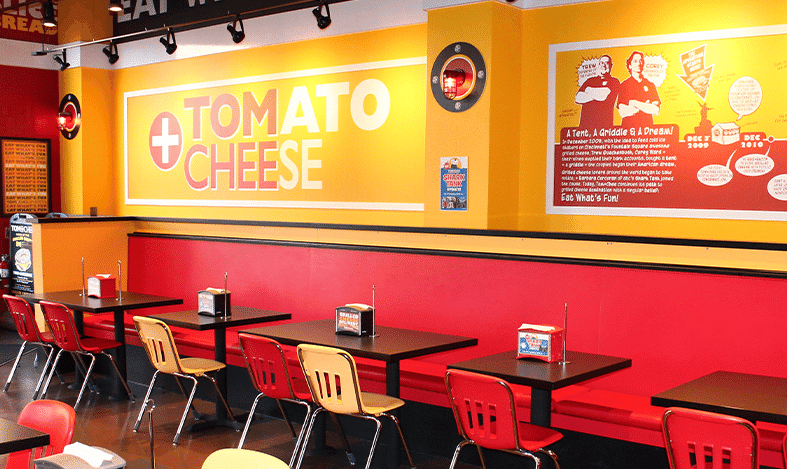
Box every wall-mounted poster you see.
[0,138,51,217]
[441,156,468,210]
[548,25,787,220]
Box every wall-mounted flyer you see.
[441,156,468,210]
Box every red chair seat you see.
[517,421,564,450]
[77,337,122,353]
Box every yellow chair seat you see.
[179,357,225,375]
[202,448,289,469]
[359,392,405,415]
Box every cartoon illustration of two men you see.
[575,51,661,129]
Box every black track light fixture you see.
[227,14,245,44]
[42,0,56,28]
[103,41,119,64]
[53,50,69,71]
[313,1,331,30]
[160,28,177,55]
[108,0,123,13]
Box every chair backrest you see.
[202,448,290,469]
[662,407,759,469]
[297,344,363,414]
[133,316,185,375]
[39,301,83,352]
[6,399,76,469]
[3,294,46,343]
[445,369,519,451]
[238,333,298,400]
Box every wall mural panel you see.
[548,25,787,220]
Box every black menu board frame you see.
[0,138,52,217]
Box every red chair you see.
[237,333,318,466]
[6,399,76,469]
[445,369,562,469]
[39,300,135,411]
[2,294,57,399]
[662,407,759,469]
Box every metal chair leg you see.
[238,392,263,449]
[134,370,160,432]
[277,399,297,438]
[73,352,96,411]
[40,348,65,399]
[289,401,315,468]
[386,413,416,469]
[100,351,135,401]
[32,344,55,400]
[294,407,325,469]
[205,374,235,422]
[173,375,204,421]
[364,417,383,469]
[521,450,541,469]
[3,341,30,392]
[540,448,560,469]
[173,375,199,445]
[449,440,478,469]
[71,352,98,394]
[327,412,356,465]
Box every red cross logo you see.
[149,112,183,171]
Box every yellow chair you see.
[295,343,416,469]
[202,448,289,469]
[132,316,235,445]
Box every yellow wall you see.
[55,0,787,255]
[33,220,134,292]
[58,68,84,214]
[424,2,523,230]
[111,24,427,227]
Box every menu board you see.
[0,138,51,216]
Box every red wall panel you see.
[128,235,787,397]
[0,64,61,253]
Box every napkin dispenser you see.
[87,274,116,298]
[517,323,564,362]
[336,303,374,336]
[198,288,231,317]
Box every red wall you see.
[128,235,787,397]
[0,64,62,254]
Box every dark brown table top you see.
[149,306,290,330]
[448,349,632,390]
[0,417,49,454]
[241,318,478,362]
[20,290,182,313]
[651,370,787,425]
